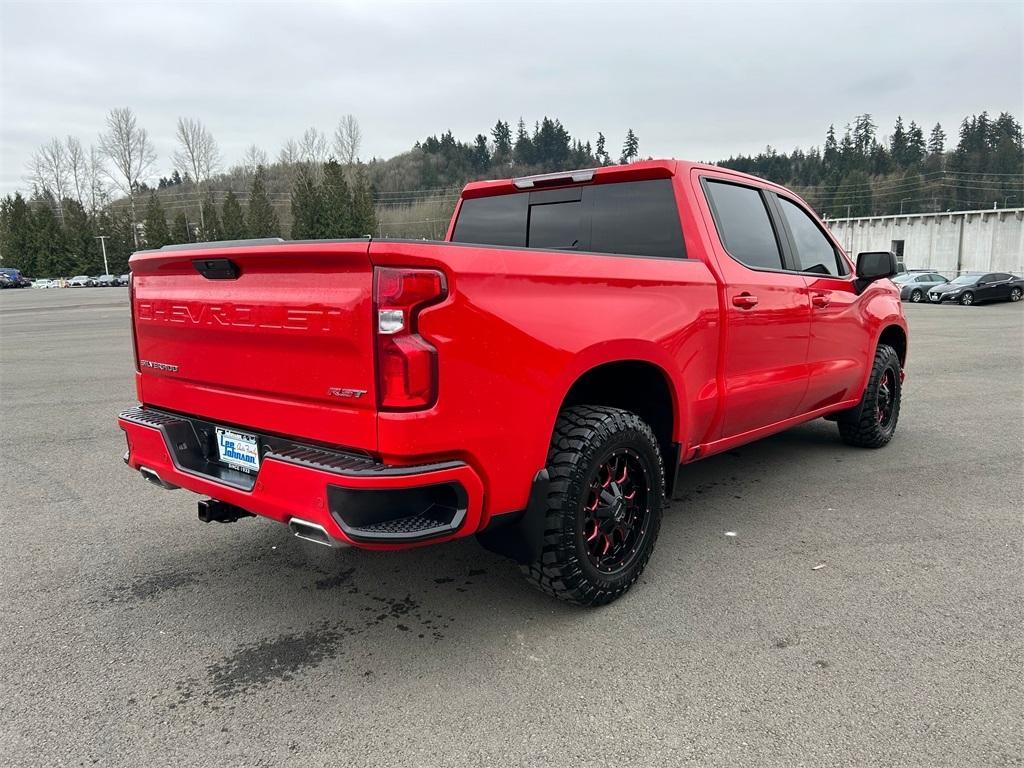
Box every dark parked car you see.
[892,271,948,302]
[0,267,29,288]
[928,272,1024,305]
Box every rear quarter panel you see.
[369,240,720,521]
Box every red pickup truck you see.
[118,160,907,605]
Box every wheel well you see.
[879,325,907,366]
[561,361,676,464]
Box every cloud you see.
[1,0,1021,195]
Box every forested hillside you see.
[1,110,1020,279]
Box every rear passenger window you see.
[777,197,846,276]
[704,181,783,270]
[451,179,685,259]
[588,179,685,259]
[451,194,527,248]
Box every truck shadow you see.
[102,419,851,710]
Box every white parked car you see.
[32,278,58,289]
[68,275,93,287]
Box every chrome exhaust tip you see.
[139,466,179,490]
[288,518,336,547]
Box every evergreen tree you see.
[513,118,534,166]
[595,132,608,165]
[200,193,222,241]
[927,123,946,156]
[890,116,907,168]
[170,211,191,244]
[906,121,926,168]
[620,129,639,164]
[0,193,34,274]
[62,198,98,273]
[823,124,840,174]
[29,197,65,277]
[350,165,377,237]
[472,134,491,173]
[832,171,874,217]
[290,164,326,239]
[104,209,137,273]
[142,192,170,249]
[491,120,512,164]
[220,191,246,240]
[322,159,352,238]
[245,166,281,238]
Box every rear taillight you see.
[128,273,140,372]
[374,267,447,410]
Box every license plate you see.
[215,428,260,472]
[931,295,940,302]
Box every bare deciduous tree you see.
[173,117,220,229]
[243,144,268,177]
[299,127,328,165]
[27,138,71,219]
[173,117,221,185]
[66,137,88,208]
[334,114,362,165]
[98,107,157,246]
[278,138,301,167]
[87,145,109,213]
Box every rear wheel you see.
[910,289,923,303]
[521,406,664,606]
[959,292,974,306]
[1010,287,1022,302]
[837,344,902,449]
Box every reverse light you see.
[374,267,447,410]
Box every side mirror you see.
[855,251,898,294]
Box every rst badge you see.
[327,387,367,399]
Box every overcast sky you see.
[1,0,1021,196]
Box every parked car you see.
[892,271,948,302]
[117,274,131,286]
[68,275,93,287]
[118,159,908,606]
[0,267,29,287]
[0,273,14,289]
[95,274,118,287]
[928,272,1024,305]
[31,278,59,289]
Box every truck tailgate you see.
[129,241,378,451]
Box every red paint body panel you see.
[121,159,907,549]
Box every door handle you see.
[732,293,759,309]
[811,294,831,308]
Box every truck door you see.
[700,178,811,438]
[771,194,867,413]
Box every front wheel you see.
[910,289,923,303]
[837,344,902,448]
[1010,287,1022,302]
[521,406,665,606]
[959,292,974,306]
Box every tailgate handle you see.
[193,258,239,280]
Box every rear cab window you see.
[702,180,784,270]
[451,179,685,259]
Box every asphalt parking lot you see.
[1,287,1021,767]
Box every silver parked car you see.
[891,272,948,303]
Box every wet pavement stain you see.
[204,621,347,699]
[314,567,356,590]
[104,569,204,603]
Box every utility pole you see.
[900,198,911,215]
[94,235,110,275]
